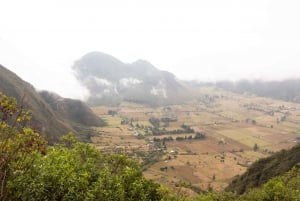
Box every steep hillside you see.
[72,52,189,106]
[226,143,300,194]
[39,91,105,126]
[0,64,104,143]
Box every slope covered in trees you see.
[0,93,162,201]
[226,143,300,194]
[0,65,105,143]
[196,165,300,201]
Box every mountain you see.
[226,143,300,194]
[72,52,189,106]
[0,64,105,143]
[39,91,103,127]
[215,79,300,103]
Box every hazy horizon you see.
[1,0,300,99]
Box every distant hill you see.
[0,64,105,143]
[215,79,300,103]
[226,143,300,194]
[39,91,104,127]
[72,52,189,106]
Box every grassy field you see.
[90,87,300,193]
[218,128,271,148]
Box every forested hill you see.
[0,64,105,143]
[226,143,300,194]
[215,79,300,103]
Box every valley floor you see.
[91,88,300,193]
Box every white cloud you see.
[150,81,167,98]
[94,77,111,86]
[103,89,111,94]
[0,0,300,99]
[119,77,142,87]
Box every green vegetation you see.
[1,92,300,200]
[227,143,300,194]
[196,164,300,201]
[8,138,162,201]
[0,93,162,201]
[0,92,46,200]
[0,65,105,143]
[253,143,259,151]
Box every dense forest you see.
[1,92,300,200]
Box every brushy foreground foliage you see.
[0,92,46,200]
[0,93,161,201]
[8,134,162,201]
[196,165,300,201]
[1,92,300,201]
[227,143,300,194]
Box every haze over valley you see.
[1,0,300,200]
[2,0,300,100]
[1,53,300,197]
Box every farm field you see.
[91,87,300,193]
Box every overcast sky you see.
[1,0,300,99]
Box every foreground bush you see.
[0,93,161,201]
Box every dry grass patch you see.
[91,89,300,193]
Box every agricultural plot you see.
[217,128,271,148]
[91,88,300,192]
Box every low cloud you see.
[94,77,112,86]
[150,81,167,98]
[119,77,142,87]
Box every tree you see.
[7,141,102,200]
[149,117,160,128]
[0,93,46,200]
[253,143,259,152]
[1,93,163,201]
[8,142,163,201]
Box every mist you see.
[1,0,300,99]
